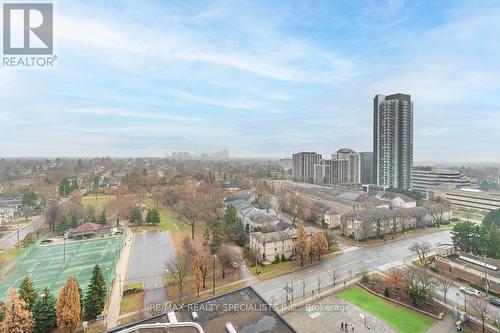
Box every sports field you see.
[0,236,124,300]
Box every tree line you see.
[0,264,106,333]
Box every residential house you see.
[249,226,321,263]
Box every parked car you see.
[459,286,481,297]
[488,297,500,307]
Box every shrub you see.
[361,273,370,283]
[430,266,439,273]
[280,254,286,262]
[272,255,280,264]
[384,287,390,298]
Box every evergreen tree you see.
[237,219,247,247]
[98,210,107,225]
[70,213,78,229]
[1,288,34,333]
[483,208,500,229]
[56,277,80,333]
[223,205,239,241]
[145,208,160,224]
[0,301,4,322]
[83,265,106,320]
[129,207,143,225]
[32,287,56,333]
[19,276,38,310]
[55,215,68,236]
[209,220,226,254]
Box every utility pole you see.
[212,254,217,294]
[483,255,489,298]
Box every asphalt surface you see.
[126,230,176,308]
[252,230,453,305]
[0,216,43,250]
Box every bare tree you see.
[199,256,211,289]
[386,267,404,290]
[491,308,500,333]
[296,221,310,266]
[44,202,60,231]
[200,184,225,225]
[426,202,450,227]
[166,253,191,303]
[471,296,489,332]
[260,194,274,213]
[329,268,339,287]
[217,246,238,279]
[404,265,437,303]
[436,275,454,303]
[311,232,328,261]
[409,241,432,266]
[324,229,337,249]
[176,195,204,239]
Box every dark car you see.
[488,297,500,307]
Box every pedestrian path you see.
[106,225,134,329]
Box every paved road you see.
[0,216,44,250]
[252,230,453,305]
[126,230,175,308]
[0,191,82,250]
[435,280,499,317]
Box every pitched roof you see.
[71,222,101,234]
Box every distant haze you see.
[1,0,499,162]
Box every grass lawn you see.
[250,261,302,280]
[81,194,114,211]
[123,282,144,292]
[120,292,144,314]
[337,286,435,333]
[131,204,188,234]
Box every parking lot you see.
[126,230,175,307]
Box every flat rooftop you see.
[108,287,297,333]
[448,254,500,279]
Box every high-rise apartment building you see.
[292,152,322,183]
[360,152,374,184]
[334,148,360,184]
[373,93,413,189]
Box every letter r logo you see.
[3,3,53,55]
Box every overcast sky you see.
[1,0,499,163]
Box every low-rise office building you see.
[427,185,500,212]
[413,167,470,194]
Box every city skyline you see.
[1,0,500,162]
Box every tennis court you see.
[0,235,124,300]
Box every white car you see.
[459,286,481,297]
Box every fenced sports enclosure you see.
[0,235,124,300]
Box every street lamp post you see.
[212,254,217,295]
[105,267,110,294]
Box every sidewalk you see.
[338,227,450,248]
[435,299,497,333]
[106,224,134,329]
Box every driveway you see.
[126,230,176,308]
